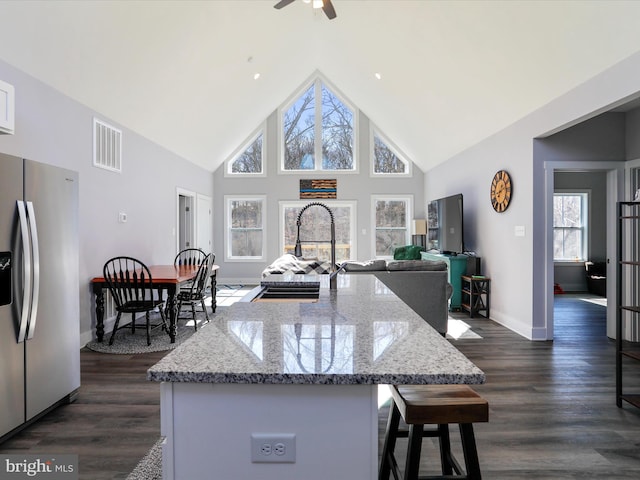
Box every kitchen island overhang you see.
[149,273,484,480]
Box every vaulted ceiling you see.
[0,1,639,173]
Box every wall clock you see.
[490,170,512,212]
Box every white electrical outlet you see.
[251,433,296,463]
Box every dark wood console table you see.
[461,275,490,318]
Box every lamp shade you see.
[412,219,427,235]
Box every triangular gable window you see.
[372,128,411,176]
[226,127,265,176]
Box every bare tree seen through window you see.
[230,199,263,257]
[231,133,263,173]
[375,200,408,257]
[283,80,354,171]
[374,134,406,174]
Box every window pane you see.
[231,200,262,228]
[376,229,406,257]
[283,85,315,170]
[553,195,582,227]
[376,200,406,228]
[321,83,353,170]
[231,133,262,173]
[553,229,564,259]
[553,196,564,227]
[231,230,263,257]
[553,193,587,261]
[374,135,406,174]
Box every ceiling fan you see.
[274,0,337,20]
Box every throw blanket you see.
[262,254,332,278]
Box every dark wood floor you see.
[2,294,640,479]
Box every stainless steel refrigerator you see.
[0,152,80,442]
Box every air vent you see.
[93,118,122,172]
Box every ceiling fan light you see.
[312,0,323,9]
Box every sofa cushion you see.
[386,260,447,271]
[262,254,332,277]
[393,245,424,260]
[341,259,387,272]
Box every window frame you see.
[224,124,266,177]
[370,125,412,177]
[224,195,267,262]
[553,190,590,263]
[279,200,357,262]
[278,73,358,174]
[371,195,413,259]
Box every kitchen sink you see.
[251,283,320,303]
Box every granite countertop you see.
[147,274,485,385]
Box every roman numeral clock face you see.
[490,170,512,213]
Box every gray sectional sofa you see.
[341,259,452,336]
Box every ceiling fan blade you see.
[322,0,337,19]
[274,0,295,9]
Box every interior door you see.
[178,194,194,251]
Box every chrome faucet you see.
[294,202,338,290]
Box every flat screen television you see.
[427,193,464,254]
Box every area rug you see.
[85,311,212,354]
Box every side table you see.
[461,275,491,318]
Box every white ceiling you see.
[0,0,639,173]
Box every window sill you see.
[554,261,587,267]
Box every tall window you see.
[225,196,266,261]
[280,201,356,263]
[553,192,588,261]
[371,128,410,176]
[372,196,412,258]
[225,127,265,176]
[281,76,356,172]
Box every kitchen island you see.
[148,273,485,480]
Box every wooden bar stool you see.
[379,384,489,480]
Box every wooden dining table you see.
[91,264,219,343]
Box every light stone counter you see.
[148,273,484,385]
[149,273,484,480]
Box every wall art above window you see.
[300,179,337,199]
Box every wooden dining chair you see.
[174,248,207,268]
[103,256,168,346]
[176,253,213,331]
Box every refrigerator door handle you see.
[16,200,32,343]
[25,201,40,340]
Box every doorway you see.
[177,189,195,252]
[176,189,213,256]
[544,162,623,340]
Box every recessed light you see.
[254,73,261,80]
[375,73,382,80]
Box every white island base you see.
[160,382,378,480]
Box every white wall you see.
[425,51,640,340]
[0,59,214,345]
